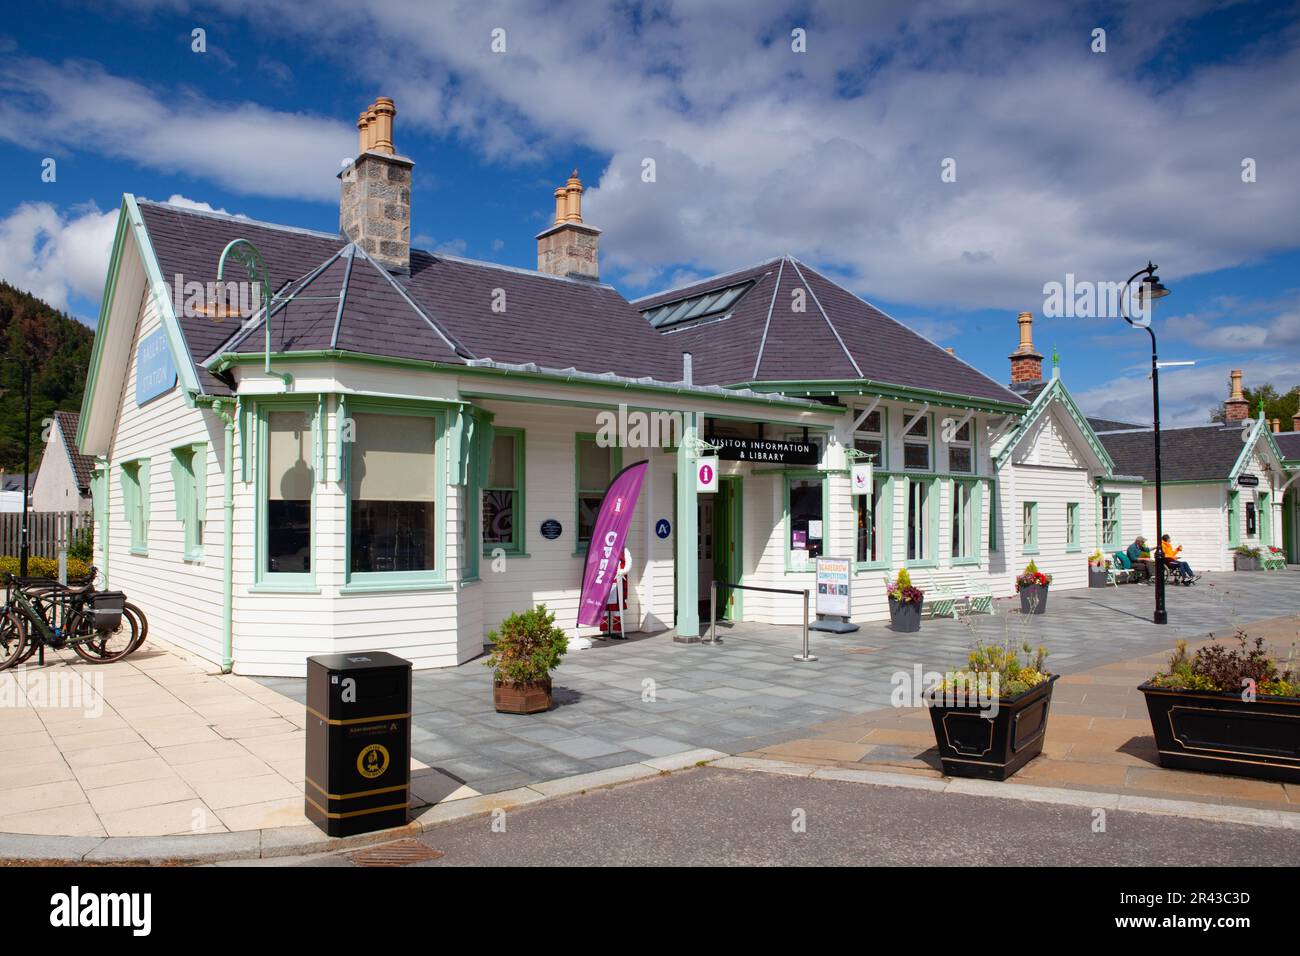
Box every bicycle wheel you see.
[71,608,138,664]
[124,602,149,653]
[0,608,27,670]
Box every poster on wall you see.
[815,557,852,617]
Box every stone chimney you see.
[339,97,413,275]
[1223,369,1250,423]
[536,170,600,280]
[1293,412,1300,432]
[1008,311,1043,385]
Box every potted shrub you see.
[1015,561,1051,614]
[926,640,1056,780]
[1087,549,1110,588]
[886,568,924,633]
[484,604,569,714]
[1139,632,1300,783]
[1233,545,1261,571]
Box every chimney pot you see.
[1223,368,1250,423]
[536,169,600,280]
[1270,418,1281,433]
[340,97,412,274]
[1008,311,1043,385]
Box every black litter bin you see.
[305,651,412,837]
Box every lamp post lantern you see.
[1120,261,1171,625]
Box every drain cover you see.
[349,839,444,867]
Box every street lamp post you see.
[1,356,33,577]
[1120,261,1171,625]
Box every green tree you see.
[0,281,94,473]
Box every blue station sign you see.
[135,329,177,406]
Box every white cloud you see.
[0,201,118,313]
[0,57,353,201]
[140,0,1300,312]
[0,194,237,315]
[1074,358,1300,429]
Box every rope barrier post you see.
[793,588,817,662]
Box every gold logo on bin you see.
[356,743,391,780]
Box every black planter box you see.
[1088,567,1108,588]
[888,597,921,632]
[1233,555,1261,571]
[1139,683,1300,784]
[1018,584,1048,614]
[926,675,1058,780]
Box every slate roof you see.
[635,257,1027,405]
[138,200,683,389]
[1087,416,1145,433]
[54,411,94,493]
[1274,431,1300,461]
[1098,424,1253,482]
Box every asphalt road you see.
[291,767,1300,867]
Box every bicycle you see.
[0,573,138,669]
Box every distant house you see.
[0,471,32,513]
[1094,372,1289,572]
[31,411,93,512]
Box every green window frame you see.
[1228,490,1241,548]
[575,433,622,547]
[1066,501,1080,552]
[255,400,319,591]
[901,411,933,472]
[854,474,892,569]
[1022,500,1039,554]
[170,442,207,561]
[988,478,998,551]
[950,479,982,566]
[483,427,525,556]
[946,419,975,475]
[119,458,150,555]
[1101,492,1121,550]
[784,472,829,572]
[342,401,447,592]
[903,475,938,567]
[854,407,887,470]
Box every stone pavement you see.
[1,569,1296,842]
[741,615,1300,814]
[257,569,1300,795]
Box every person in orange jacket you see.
[1160,534,1197,583]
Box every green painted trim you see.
[1259,490,1272,546]
[255,398,319,589]
[169,441,207,561]
[736,379,1028,415]
[206,398,237,673]
[1228,418,1287,482]
[208,350,835,414]
[900,475,939,567]
[1098,475,1145,485]
[1100,492,1123,550]
[990,376,1115,473]
[342,400,448,588]
[483,426,525,556]
[988,477,999,552]
[783,471,830,573]
[119,458,150,555]
[77,197,131,452]
[674,414,700,637]
[123,195,202,399]
[901,409,935,472]
[948,478,981,566]
[339,581,457,595]
[575,433,623,546]
[1066,500,1081,552]
[1228,490,1241,548]
[853,474,893,571]
[1022,500,1039,554]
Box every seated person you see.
[1161,534,1197,582]
[1126,537,1155,582]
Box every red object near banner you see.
[577,461,648,627]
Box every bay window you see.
[262,408,314,580]
[348,411,439,581]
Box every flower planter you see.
[888,597,922,633]
[1138,683,1300,784]
[926,675,1059,780]
[1233,555,1261,572]
[1018,584,1048,614]
[1088,567,1108,588]
[493,677,553,714]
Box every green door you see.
[714,477,743,621]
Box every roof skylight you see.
[641,280,754,329]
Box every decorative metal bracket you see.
[684,435,721,457]
[218,238,293,391]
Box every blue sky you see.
[1,0,1297,425]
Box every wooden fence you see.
[0,511,92,559]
